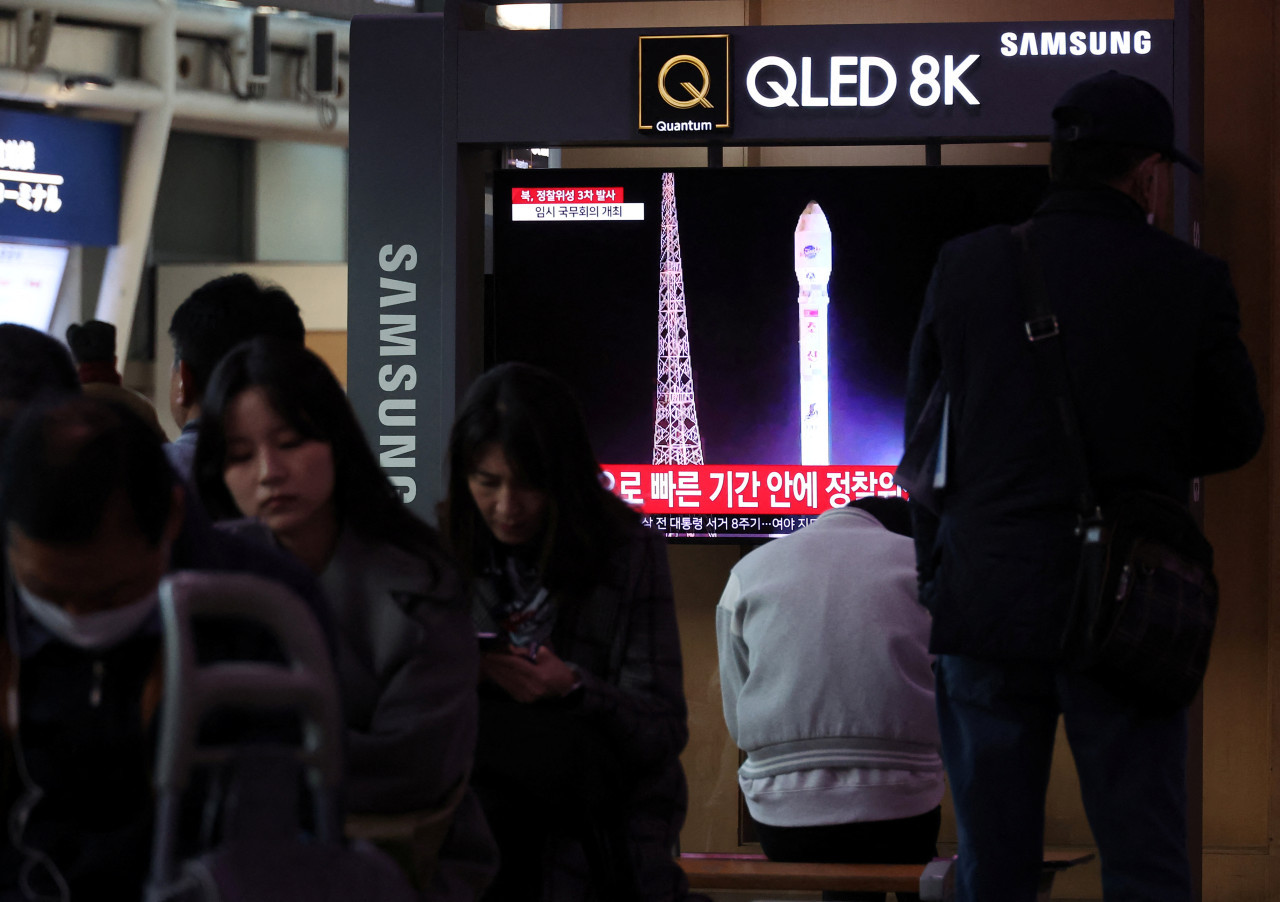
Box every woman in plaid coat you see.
[440,362,691,902]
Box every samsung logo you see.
[377,243,419,504]
[1000,30,1153,57]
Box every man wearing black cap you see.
[65,319,166,439]
[905,71,1262,901]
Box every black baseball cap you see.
[65,320,116,364]
[1052,70,1201,174]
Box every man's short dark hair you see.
[1049,138,1155,186]
[65,320,117,365]
[168,274,305,398]
[0,324,80,407]
[0,396,175,546]
[850,496,913,539]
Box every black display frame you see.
[346,1,1204,893]
[488,163,1053,541]
[348,1,1202,521]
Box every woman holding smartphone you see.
[193,337,495,900]
[439,362,691,902]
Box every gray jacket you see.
[318,528,496,900]
[718,507,942,825]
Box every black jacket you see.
[906,184,1263,661]
[0,504,336,899]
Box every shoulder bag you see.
[1014,222,1218,711]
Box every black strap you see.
[1012,221,1099,522]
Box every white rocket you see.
[795,201,831,466]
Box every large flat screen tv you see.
[492,165,1048,539]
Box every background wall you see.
[561,2,1276,901]
[255,141,348,263]
[125,133,351,433]
[1200,0,1274,898]
[52,131,350,395]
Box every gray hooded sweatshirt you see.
[716,506,943,827]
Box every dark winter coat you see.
[906,184,1263,661]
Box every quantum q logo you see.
[639,35,731,134]
[658,55,712,109]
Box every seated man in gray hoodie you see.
[716,496,941,902]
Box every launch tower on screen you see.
[652,172,706,467]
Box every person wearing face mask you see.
[192,337,495,901]
[437,362,691,902]
[905,71,1263,902]
[0,396,335,901]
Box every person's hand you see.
[480,644,579,703]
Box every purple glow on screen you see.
[493,166,1048,536]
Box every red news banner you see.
[509,186,644,222]
[599,464,903,515]
[512,186,623,204]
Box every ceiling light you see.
[496,4,551,30]
[63,74,114,90]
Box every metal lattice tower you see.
[652,172,705,466]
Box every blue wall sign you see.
[0,108,121,246]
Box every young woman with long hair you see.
[439,362,691,902]
[193,337,494,899]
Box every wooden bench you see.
[679,849,1094,901]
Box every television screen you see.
[492,165,1048,539]
[0,242,68,332]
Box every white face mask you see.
[14,582,159,651]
